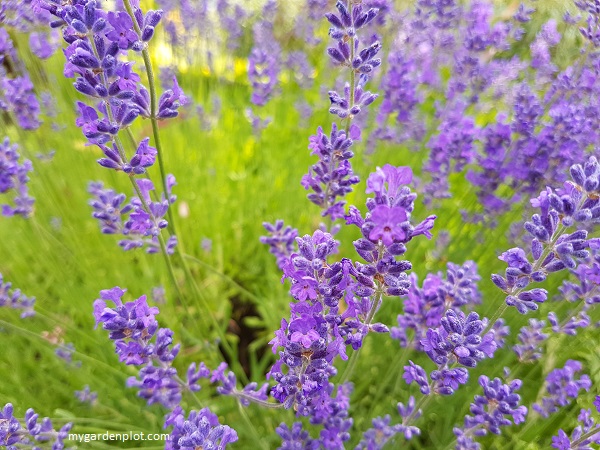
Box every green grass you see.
[1,2,600,449]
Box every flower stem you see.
[122,0,175,235]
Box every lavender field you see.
[1,0,600,449]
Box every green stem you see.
[128,173,186,308]
[237,402,270,450]
[121,0,175,235]
[233,390,284,409]
[0,319,127,378]
[366,339,413,419]
[569,425,600,448]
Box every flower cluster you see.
[34,0,182,252]
[301,123,361,221]
[391,260,481,349]
[371,0,600,220]
[1,0,59,59]
[0,272,35,318]
[165,406,238,450]
[93,287,238,448]
[513,318,548,363]
[533,360,592,418]
[492,156,600,314]
[552,401,600,450]
[0,138,34,218]
[0,403,72,449]
[248,0,280,108]
[260,220,299,270]
[0,28,42,130]
[88,178,177,254]
[325,1,380,119]
[263,163,435,446]
[94,286,185,408]
[454,375,527,449]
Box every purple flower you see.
[369,205,408,246]
[88,178,177,254]
[157,76,188,119]
[421,309,496,369]
[1,76,41,130]
[289,315,321,348]
[302,124,360,221]
[355,415,405,449]
[74,385,98,405]
[29,31,59,59]
[0,403,72,449]
[552,408,600,450]
[533,360,592,418]
[277,422,319,449]
[403,360,430,395]
[499,248,530,271]
[106,11,139,50]
[260,220,299,270]
[129,138,157,172]
[0,272,35,318]
[492,156,598,314]
[513,319,548,362]
[166,407,238,450]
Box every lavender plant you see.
[33,0,182,255]
[0,403,72,449]
[3,0,600,449]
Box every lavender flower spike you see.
[0,138,34,218]
[0,403,72,449]
[493,156,600,314]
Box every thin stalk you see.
[569,425,600,448]
[366,339,414,419]
[128,173,189,313]
[236,403,270,450]
[231,391,285,409]
[0,319,127,378]
[118,1,245,377]
[121,0,175,234]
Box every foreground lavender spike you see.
[492,156,599,314]
[166,407,238,450]
[0,403,72,448]
[33,0,181,253]
[453,374,527,449]
[94,286,237,447]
